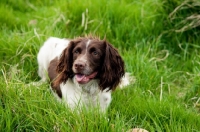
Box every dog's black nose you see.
[74,62,86,70]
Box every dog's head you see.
[54,36,125,91]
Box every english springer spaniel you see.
[37,36,130,111]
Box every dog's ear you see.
[53,41,76,86]
[99,40,125,91]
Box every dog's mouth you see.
[75,72,98,84]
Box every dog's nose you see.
[74,62,86,70]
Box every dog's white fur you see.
[37,37,70,82]
[37,37,130,111]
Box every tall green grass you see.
[0,0,200,131]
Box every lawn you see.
[0,0,200,131]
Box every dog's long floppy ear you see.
[99,40,125,91]
[53,41,76,86]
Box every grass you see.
[0,0,200,131]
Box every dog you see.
[37,36,130,111]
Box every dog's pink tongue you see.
[75,72,97,84]
[76,74,88,83]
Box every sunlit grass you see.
[0,0,200,131]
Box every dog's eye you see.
[74,50,80,54]
[92,51,99,56]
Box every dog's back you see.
[37,37,69,81]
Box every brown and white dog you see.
[37,36,130,111]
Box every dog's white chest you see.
[60,78,111,111]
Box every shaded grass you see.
[161,0,200,52]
